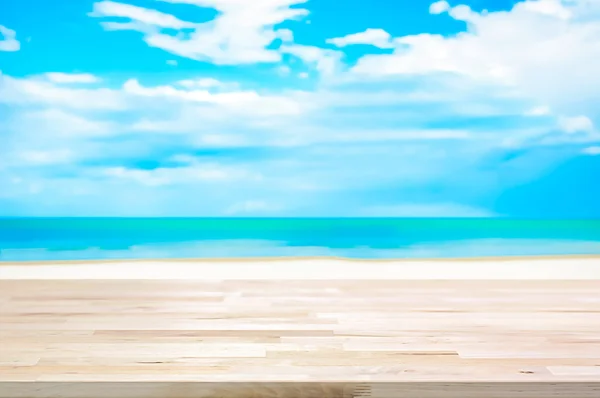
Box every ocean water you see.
[1,218,600,261]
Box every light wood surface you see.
[1,279,600,397]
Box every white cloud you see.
[525,105,551,116]
[0,73,125,110]
[90,1,194,29]
[128,108,246,138]
[350,0,600,128]
[276,28,294,43]
[2,66,507,214]
[18,150,74,165]
[327,28,394,49]
[0,25,20,52]
[277,65,292,76]
[522,0,572,19]
[102,162,262,186]
[558,115,594,134]
[176,77,226,89]
[429,0,450,15]
[4,2,600,217]
[91,0,309,64]
[123,78,303,116]
[13,108,111,137]
[271,128,471,146]
[44,72,100,84]
[280,44,342,76]
[166,60,178,66]
[582,146,600,155]
[1,25,595,217]
[89,0,344,75]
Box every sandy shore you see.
[1,256,599,279]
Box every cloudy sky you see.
[1,0,599,217]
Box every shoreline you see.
[1,253,599,266]
[1,256,599,280]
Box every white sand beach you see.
[1,256,599,280]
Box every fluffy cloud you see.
[582,146,600,155]
[91,1,194,29]
[0,72,125,110]
[558,115,594,134]
[44,73,100,84]
[429,1,450,15]
[279,44,343,76]
[0,25,20,52]
[524,105,551,116]
[123,78,304,117]
[350,0,600,126]
[0,69,512,215]
[102,161,262,186]
[89,0,343,75]
[18,150,74,165]
[177,78,226,89]
[90,0,309,64]
[3,0,600,216]
[327,28,394,49]
[11,108,112,138]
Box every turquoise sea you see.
[1,218,600,261]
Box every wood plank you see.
[1,276,600,397]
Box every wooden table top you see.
[2,278,600,397]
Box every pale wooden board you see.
[1,279,600,397]
[2,382,600,398]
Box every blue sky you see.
[1,0,599,217]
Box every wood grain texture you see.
[1,279,600,397]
